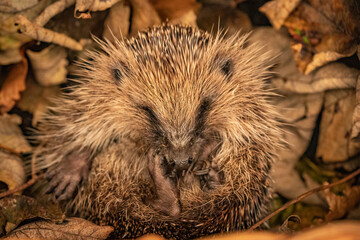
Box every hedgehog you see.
[35,25,282,239]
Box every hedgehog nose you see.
[172,156,193,170]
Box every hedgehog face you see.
[82,25,275,188]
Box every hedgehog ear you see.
[220,59,233,80]
[113,68,123,83]
[112,63,129,85]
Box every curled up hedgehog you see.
[35,25,282,239]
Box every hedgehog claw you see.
[45,148,91,200]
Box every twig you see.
[0,176,40,199]
[249,168,360,230]
[0,142,44,199]
[15,15,83,51]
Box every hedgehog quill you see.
[35,25,283,239]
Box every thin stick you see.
[0,176,40,199]
[249,168,360,230]
[0,144,43,199]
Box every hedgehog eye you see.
[112,68,123,84]
[220,60,232,79]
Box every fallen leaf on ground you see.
[259,0,301,29]
[317,89,360,162]
[0,195,64,235]
[150,0,200,23]
[0,151,25,194]
[250,27,323,203]
[0,48,28,113]
[26,45,68,86]
[74,0,121,18]
[17,75,60,126]
[197,3,252,36]
[261,0,360,73]
[0,114,31,154]
[324,185,360,222]
[351,74,360,140]
[4,217,113,240]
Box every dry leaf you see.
[0,0,53,65]
[0,151,25,194]
[261,0,360,73]
[14,15,83,51]
[0,49,28,114]
[0,0,40,13]
[150,0,200,22]
[250,27,323,203]
[317,90,360,162]
[74,0,121,18]
[197,3,252,36]
[0,195,64,235]
[324,185,360,221]
[26,45,68,86]
[102,0,131,41]
[259,0,302,29]
[128,0,161,36]
[5,217,113,240]
[17,76,60,126]
[351,75,360,140]
[103,0,161,41]
[290,221,360,240]
[0,114,31,154]
[271,63,359,94]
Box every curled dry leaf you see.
[261,0,360,73]
[0,0,40,13]
[34,0,76,26]
[197,3,252,36]
[324,185,360,222]
[103,0,161,41]
[128,0,161,36]
[259,0,302,30]
[317,90,360,162]
[102,0,131,41]
[74,0,121,19]
[0,151,25,194]
[150,0,200,26]
[26,45,68,86]
[5,217,113,240]
[250,27,323,203]
[14,15,83,51]
[0,49,28,114]
[351,75,360,140]
[17,75,60,126]
[0,195,64,235]
[0,114,31,154]
[271,63,359,94]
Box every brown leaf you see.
[0,49,28,114]
[317,89,360,162]
[259,0,302,29]
[0,114,32,154]
[324,185,360,221]
[0,151,25,195]
[5,217,113,240]
[103,0,161,42]
[149,0,200,22]
[351,75,360,140]
[261,0,360,73]
[17,75,60,126]
[0,195,64,235]
[197,3,252,36]
[26,45,68,86]
[0,0,40,13]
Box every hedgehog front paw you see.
[148,153,180,217]
[203,162,224,190]
[45,148,91,201]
